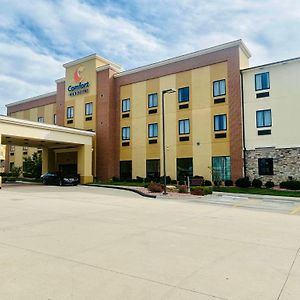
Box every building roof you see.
[114,39,251,78]
[241,56,300,72]
[6,91,57,108]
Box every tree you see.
[23,152,42,179]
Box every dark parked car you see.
[41,172,79,186]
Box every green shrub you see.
[225,180,233,186]
[235,177,251,188]
[11,166,22,178]
[280,181,300,190]
[252,178,263,188]
[171,179,178,185]
[265,181,275,189]
[178,185,188,193]
[190,186,212,196]
[204,180,212,186]
[136,176,144,183]
[112,176,120,182]
[147,182,164,193]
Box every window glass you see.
[258,158,274,175]
[212,156,231,181]
[67,106,74,119]
[177,158,193,180]
[255,72,270,90]
[179,119,190,135]
[53,114,57,125]
[122,127,130,140]
[256,110,272,128]
[214,114,227,131]
[122,98,130,112]
[146,159,160,179]
[213,79,226,97]
[178,87,189,103]
[37,117,44,123]
[148,93,158,108]
[120,161,132,180]
[148,123,158,138]
[85,102,93,116]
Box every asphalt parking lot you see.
[0,185,300,300]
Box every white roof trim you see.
[96,64,124,73]
[55,77,65,83]
[114,39,251,78]
[0,115,95,137]
[63,53,122,69]
[6,91,57,108]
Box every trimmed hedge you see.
[280,181,300,190]
[252,179,263,188]
[178,185,188,193]
[225,180,233,186]
[235,177,251,188]
[147,182,164,193]
[265,181,275,189]
[190,186,212,196]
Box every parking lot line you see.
[289,204,300,215]
[233,198,258,208]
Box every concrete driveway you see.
[0,185,300,300]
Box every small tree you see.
[23,152,42,179]
[10,166,22,178]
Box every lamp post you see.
[162,88,176,195]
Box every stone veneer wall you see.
[245,147,300,184]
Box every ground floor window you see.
[258,158,273,175]
[120,161,132,180]
[146,159,160,179]
[177,158,193,180]
[212,156,231,181]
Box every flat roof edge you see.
[6,91,57,108]
[115,39,251,78]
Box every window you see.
[258,158,274,175]
[256,109,272,128]
[148,123,158,138]
[212,156,231,181]
[178,87,189,103]
[255,72,270,91]
[53,114,57,125]
[213,79,226,97]
[122,127,130,140]
[179,119,190,135]
[214,114,227,131]
[148,93,158,108]
[9,162,14,171]
[67,106,74,119]
[37,117,44,123]
[177,158,193,180]
[146,159,160,179]
[85,102,93,116]
[23,146,28,151]
[122,98,130,112]
[120,160,132,180]
[10,145,15,152]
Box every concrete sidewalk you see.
[0,185,300,299]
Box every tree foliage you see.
[23,152,42,179]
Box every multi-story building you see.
[242,57,300,184]
[5,40,250,183]
[0,145,5,173]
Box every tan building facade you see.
[6,40,251,182]
[242,57,300,183]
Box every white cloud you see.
[1,0,300,109]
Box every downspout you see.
[240,71,247,177]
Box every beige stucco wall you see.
[243,59,300,150]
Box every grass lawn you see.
[213,186,300,198]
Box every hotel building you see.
[5,40,251,183]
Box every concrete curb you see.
[213,191,300,202]
[87,184,157,199]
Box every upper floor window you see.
[67,106,74,119]
[37,117,44,123]
[122,127,130,140]
[255,72,270,91]
[213,79,226,97]
[179,119,190,135]
[53,114,57,125]
[85,102,93,116]
[148,123,158,138]
[148,93,158,108]
[178,87,189,103]
[122,98,130,112]
[256,109,272,128]
[214,114,227,131]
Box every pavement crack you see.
[276,245,300,300]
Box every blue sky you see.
[1,0,300,113]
